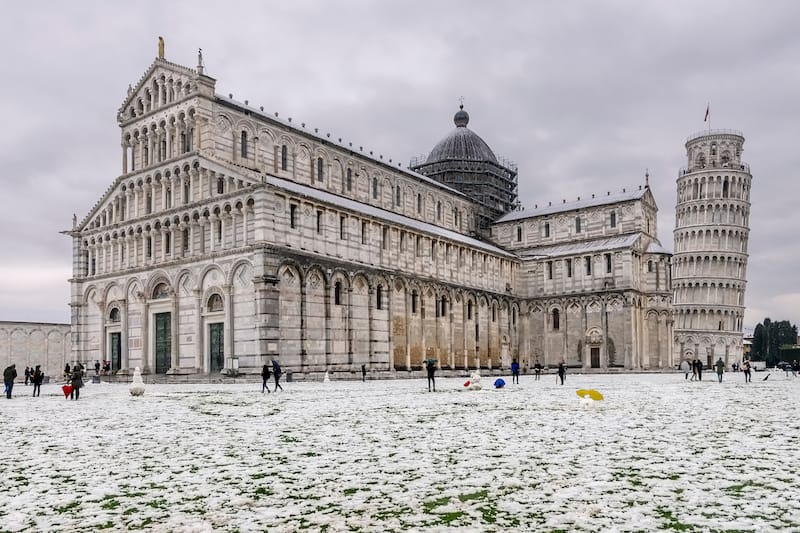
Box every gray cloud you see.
[1,0,798,329]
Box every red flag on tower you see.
[704,104,710,122]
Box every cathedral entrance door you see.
[155,312,171,374]
[209,323,224,373]
[591,347,600,368]
[110,332,121,372]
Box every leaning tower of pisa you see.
[673,130,752,367]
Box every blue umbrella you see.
[494,378,506,389]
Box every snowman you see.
[129,367,145,396]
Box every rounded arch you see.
[144,269,173,297]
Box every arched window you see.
[544,222,550,238]
[437,201,442,220]
[317,157,324,181]
[552,309,560,330]
[648,260,653,273]
[411,290,418,314]
[417,193,422,213]
[395,186,401,207]
[376,285,383,310]
[207,293,223,312]
[346,168,352,192]
[334,281,342,306]
[241,131,248,158]
[467,301,473,320]
[153,283,170,299]
[575,217,582,233]
[512,308,517,325]
[109,308,120,322]
[281,145,288,170]
[610,211,616,228]
[516,226,522,242]
[492,305,496,322]
[217,178,224,194]
[372,177,378,199]
[440,296,447,317]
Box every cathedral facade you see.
[66,45,693,376]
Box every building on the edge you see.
[65,42,704,376]
[672,130,752,366]
[0,322,70,378]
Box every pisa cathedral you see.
[63,44,750,377]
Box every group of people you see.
[260,359,284,393]
[4,365,45,398]
[682,358,755,383]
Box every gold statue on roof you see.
[158,36,165,59]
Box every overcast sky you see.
[1,0,798,330]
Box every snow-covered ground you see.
[3,371,799,532]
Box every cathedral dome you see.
[425,106,499,165]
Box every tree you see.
[750,318,799,366]
[751,323,765,360]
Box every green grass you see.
[655,507,696,531]
[458,489,488,502]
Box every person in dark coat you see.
[271,359,283,391]
[425,359,436,392]
[3,364,17,399]
[24,366,31,386]
[361,364,367,382]
[714,358,725,382]
[261,364,271,393]
[511,359,520,384]
[94,360,101,376]
[696,359,703,381]
[533,360,543,381]
[557,361,566,385]
[70,367,84,400]
[32,365,44,397]
[64,363,71,380]
[742,359,751,383]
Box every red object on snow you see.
[62,384,73,398]
[463,380,470,387]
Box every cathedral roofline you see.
[495,187,650,224]
[215,96,469,201]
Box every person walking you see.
[714,358,725,383]
[64,363,71,381]
[3,364,17,399]
[792,360,799,377]
[557,360,566,385]
[271,359,283,391]
[680,360,691,380]
[261,364,271,393]
[696,359,704,381]
[24,366,31,386]
[361,364,367,382]
[533,360,543,381]
[511,359,520,384]
[742,359,751,383]
[94,360,101,376]
[690,359,697,381]
[70,367,84,400]
[425,359,436,392]
[32,365,43,397]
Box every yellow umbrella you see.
[576,389,604,401]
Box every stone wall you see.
[0,322,70,379]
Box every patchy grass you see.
[458,489,488,502]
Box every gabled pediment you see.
[117,58,201,123]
